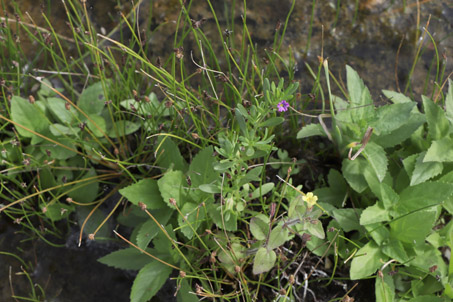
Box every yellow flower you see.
[302,192,318,207]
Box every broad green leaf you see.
[208,204,237,231]
[98,247,153,270]
[365,223,389,246]
[259,117,284,127]
[350,241,386,279]
[267,225,288,250]
[305,219,325,239]
[78,81,110,115]
[412,243,447,278]
[381,240,409,263]
[120,178,166,210]
[382,90,413,104]
[332,208,363,232]
[297,123,326,139]
[49,124,80,136]
[402,153,418,178]
[371,102,415,135]
[362,142,388,182]
[178,202,205,239]
[447,79,453,124]
[407,296,443,302]
[238,167,263,187]
[390,208,437,244]
[107,120,141,138]
[346,65,374,122]
[379,183,399,210]
[68,168,99,203]
[136,209,173,249]
[188,146,218,200]
[177,279,199,302]
[11,96,49,138]
[250,215,269,241]
[40,135,77,160]
[250,183,274,199]
[342,158,368,193]
[424,136,453,162]
[423,95,449,140]
[158,170,188,208]
[86,114,106,137]
[374,112,425,148]
[375,268,395,302]
[76,205,110,238]
[360,203,390,225]
[154,137,187,172]
[253,247,276,275]
[40,201,73,222]
[411,152,443,185]
[198,184,221,194]
[46,97,79,124]
[130,260,172,302]
[395,181,453,214]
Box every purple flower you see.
[277,100,289,112]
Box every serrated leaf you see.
[178,202,205,239]
[390,208,437,244]
[374,112,425,148]
[130,260,172,302]
[78,81,110,115]
[382,90,413,104]
[137,209,173,249]
[423,95,449,140]
[342,158,368,193]
[250,216,269,241]
[410,152,443,185]
[360,203,390,225]
[120,178,166,210]
[371,102,415,135]
[350,241,385,279]
[98,247,153,270]
[362,142,388,182]
[253,247,276,275]
[379,183,399,210]
[332,208,363,232]
[154,137,187,172]
[11,96,49,138]
[346,65,374,122]
[297,123,326,139]
[158,170,188,208]
[424,136,453,162]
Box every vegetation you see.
[0,0,452,301]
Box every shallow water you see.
[1,0,452,301]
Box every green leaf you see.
[362,142,388,182]
[250,183,274,199]
[76,205,110,238]
[423,95,449,140]
[390,208,438,244]
[305,219,325,239]
[78,81,110,115]
[342,158,368,193]
[177,279,199,302]
[296,123,326,139]
[154,137,187,172]
[379,183,399,210]
[346,65,374,122]
[47,97,79,124]
[375,268,395,302]
[40,201,73,222]
[86,114,106,137]
[446,79,453,124]
[332,208,363,232]
[68,168,99,203]
[250,215,269,241]
[120,178,166,210]
[40,135,77,160]
[382,90,413,104]
[350,241,386,279]
[178,202,205,239]
[267,225,288,250]
[411,152,443,185]
[98,247,153,270]
[108,120,141,138]
[424,136,453,162]
[360,203,390,225]
[188,146,218,200]
[136,209,173,249]
[253,247,276,275]
[381,240,409,263]
[374,112,425,148]
[11,96,49,138]
[130,260,172,302]
[371,102,415,135]
[49,124,80,136]
[158,170,188,208]
[259,117,285,128]
[407,296,443,302]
